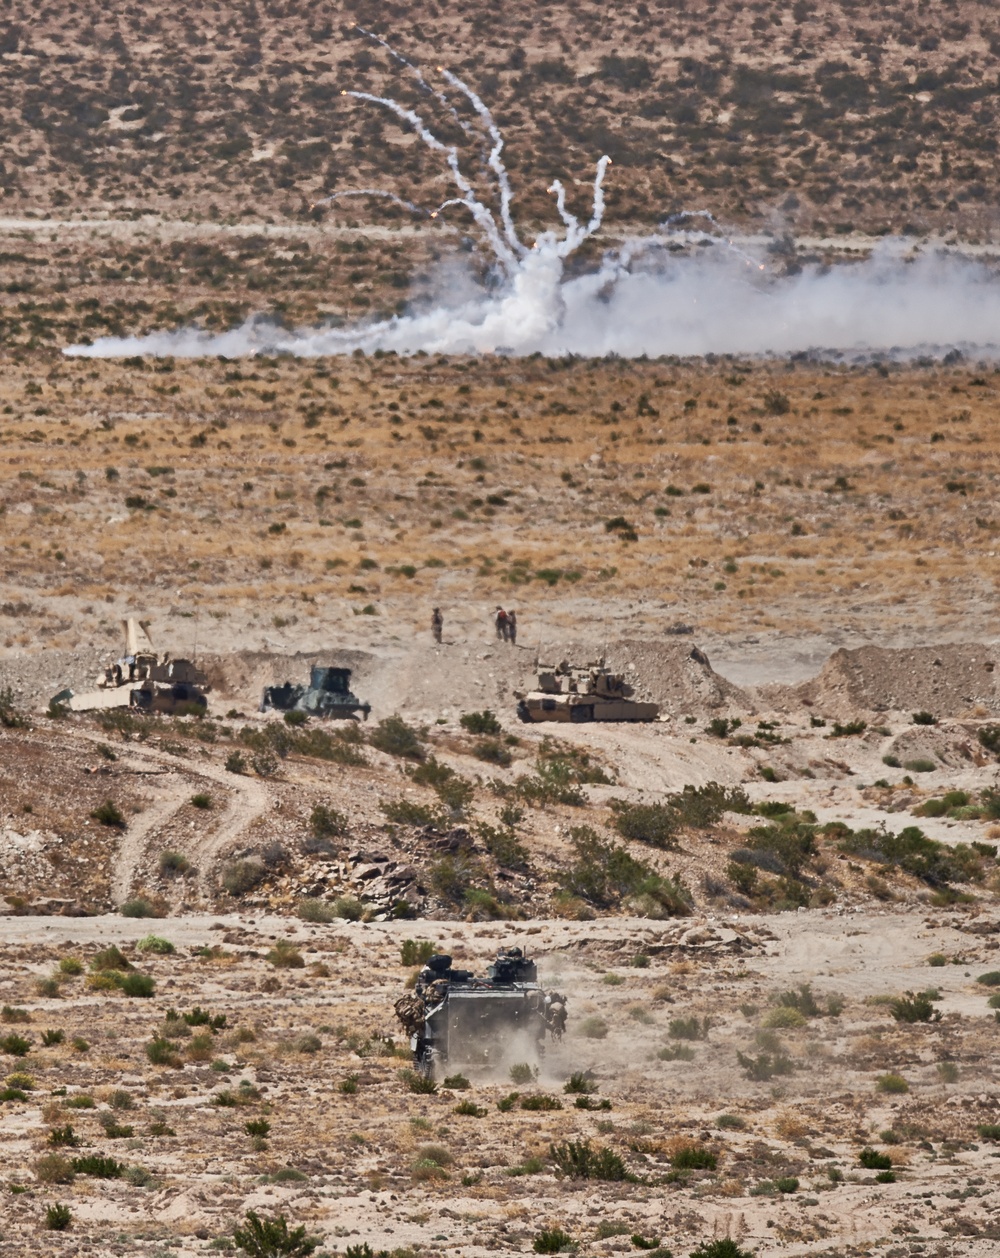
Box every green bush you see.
[461,710,502,736]
[912,711,938,725]
[0,686,27,728]
[562,826,690,916]
[381,798,444,828]
[669,1016,710,1041]
[117,973,155,998]
[533,1229,575,1254]
[120,898,161,919]
[564,1071,598,1094]
[859,1147,893,1170]
[266,940,304,969]
[309,803,349,840]
[509,1062,537,1085]
[876,1073,909,1094]
[736,1050,793,1081]
[90,800,126,829]
[550,1140,629,1181]
[232,1209,319,1257]
[45,1203,72,1231]
[71,1155,124,1179]
[48,1125,79,1148]
[520,1094,563,1111]
[34,1154,74,1184]
[837,824,969,887]
[146,1038,182,1068]
[191,792,212,809]
[295,898,336,924]
[454,1100,488,1117]
[473,738,513,766]
[369,714,425,761]
[904,759,936,773]
[977,1123,1000,1140]
[41,1029,65,1046]
[890,991,941,1023]
[222,859,266,896]
[158,850,191,876]
[0,1034,31,1057]
[976,971,1000,987]
[333,896,364,921]
[137,934,175,955]
[400,1069,437,1095]
[670,1144,717,1171]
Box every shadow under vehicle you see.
[516,658,659,723]
[260,665,371,720]
[52,618,210,714]
[394,948,567,1076]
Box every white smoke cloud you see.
[65,239,1000,362]
[59,32,1000,365]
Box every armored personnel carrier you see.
[53,618,210,714]
[260,665,370,720]
[516,658,659,723]
[394,947,567,1076]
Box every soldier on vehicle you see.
[431,607,443,644]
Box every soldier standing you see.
[431,607,443,644]
[508,610,517,645]
[495,606,509,641]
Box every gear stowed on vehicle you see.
[394,947,567,1077]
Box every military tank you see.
[394,947,567,1076]
[516,658,659,723]
[261,665,370,720]
[52,618,210,714]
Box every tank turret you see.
[516,658,658,723]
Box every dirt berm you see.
[760,642,1000,720]
[202,637,749,722]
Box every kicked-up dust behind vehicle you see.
[395,947,567,1076]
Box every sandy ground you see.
[0,908,999,1257]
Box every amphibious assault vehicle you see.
[516,659,659,723]
[394,948,567,1076]
[52,618,210,714]
[260,665,370,720]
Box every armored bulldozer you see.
[516,658,659,723]
[53,618,210,714]
[260,665,370,720]
[394,947,567,1076]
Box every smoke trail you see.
[310,189,428,215]
[341,88,516,272]
[62,40,1000,364]
[437,67,524,258]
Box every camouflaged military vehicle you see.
[516,658,659,723]
[394,947,567,1076]
[260,665,370,720]
[53,618,210,714]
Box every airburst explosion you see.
[66,31,1000,361]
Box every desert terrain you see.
[3,2,1000,1257]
